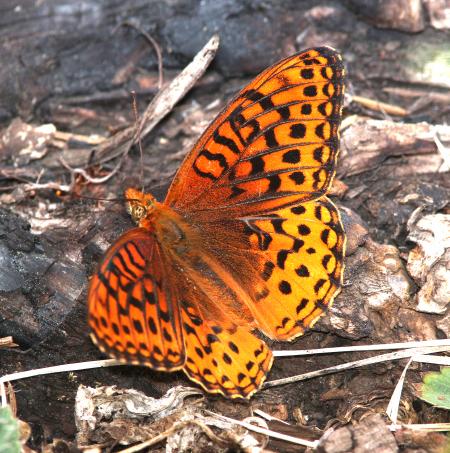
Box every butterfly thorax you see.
[125,187,198,256]
[125,189,257,324]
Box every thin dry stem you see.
[265,345,450,390]
[118,420,229,453]
[351,94,407,116]
[121,21,164,89]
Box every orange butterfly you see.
[88,47,346,399]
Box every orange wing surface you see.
[166,47,344,215]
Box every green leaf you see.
[420,367,450,410]
[0,406,20,453]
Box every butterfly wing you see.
[179,287,273,399]
[196,196,345,341]
[88,226,272,398]
[165,47,344,214]
[88,228,185,370]
[164,46,345,340]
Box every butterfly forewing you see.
[88,228,185,370]
[165,47,344,214]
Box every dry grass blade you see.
[386,357,413,425]
[272,339,450,357]
[205,410,319,448]
[413,355,450,365]
[0,359,123,407]
[264,345,450,390]
[253,409,291,425]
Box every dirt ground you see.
[0,1,450,452]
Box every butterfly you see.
[88,47,346,399]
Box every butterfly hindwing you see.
[195,196,345,341]
[181,304,273,399]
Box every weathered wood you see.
[319,414,398,453]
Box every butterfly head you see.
[125,188,156,225]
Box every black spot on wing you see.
[249,155,265,175]
[296,298,309,314]
[301,68,314,79]
[296,265,310,277]
[213,129,241,155]
[301,104,312,115]
[229,185,246,199]
[290,123,306,139]
[282,149,300,164]
[267,174,281,192]
[315,123,325,139]
[264,128,279,148]
[303,85,317,97]
[291,205,306,215]
[193,149,229,180]
[277,250,289,269]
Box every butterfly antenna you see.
[131,90,145,193]
[145,180,170,193]
[73,194,130,203]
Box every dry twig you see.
[118,420,229,453]
[351,94,407,117]
[383,86,450,105]
[89,34,220,167]
[121,21,164,89]
[0,337,18,349]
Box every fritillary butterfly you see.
[88,47,346,398]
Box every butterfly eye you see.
[131,204,147,223]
